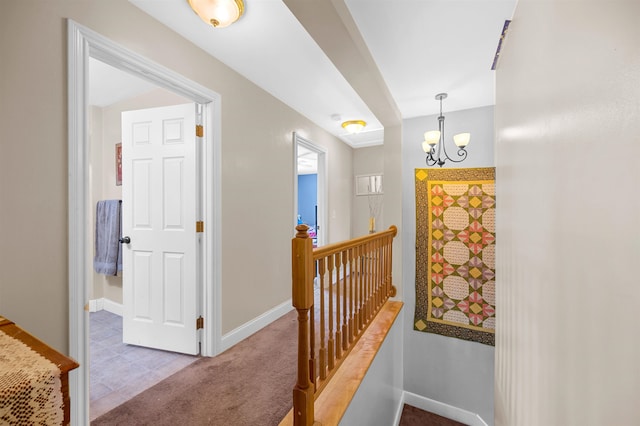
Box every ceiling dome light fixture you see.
[341,120,366,134]
[187,0,245,28]
[422,93,470,167]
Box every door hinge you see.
[196,316,204,330]
[196,124,204,138]
[196,221,204,233]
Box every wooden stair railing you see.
[291,225,398,426]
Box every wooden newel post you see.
[388,225,398,297]
[292,224,314,426]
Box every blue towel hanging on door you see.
[94,200,122,275]
[117,200,123,273]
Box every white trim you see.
[68,20,90,426]
[393,391,488,426]
[88,299,100,312]
[202,98,223,357]
[392,393,406,426]
[88,298,123,316]
[102,299,123,316]
[220,300,293,353]
[68,20,222,425]
[293,132,328,246]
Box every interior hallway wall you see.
[402,106,496,424]
[383,125,403,300]
[494,1,640,424]
[0,0,352,352]
[352,145,385,238]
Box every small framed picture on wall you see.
[116,143,122,186]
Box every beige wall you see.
[352,145,385,238]
[495,1,640,424]
[383,125,402,300]
[352,131,403,303]
[0,0,352,352]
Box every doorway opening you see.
[88,59,203,419]
[68,20,222,425]
[293,132,327,247]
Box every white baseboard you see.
[88,299,101,312]
[394,391,488,426]
[392,393,406,426]
[220,299,293,353]
[90,298,291,354]
[88,298,123,316]
[103,299,123,316]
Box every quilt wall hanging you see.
[414,167,495,345]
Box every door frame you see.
[293,132,327,246]
[68,20,222,425]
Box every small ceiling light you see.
[187,0,245,28]
[341,120,366,134]
[422,93,471,167]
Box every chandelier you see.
[422,93,471,167]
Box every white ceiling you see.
[97,0,516,148]
[89,59,158,108]
[345,0,516,118]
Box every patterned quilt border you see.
[414,167,496,346]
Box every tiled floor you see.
[89,310,199,421]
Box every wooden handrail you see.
[312,225,397,259]
[291,225,398,426]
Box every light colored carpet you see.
[91,310,298,425]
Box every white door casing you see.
[69,20,222,425]
[121,103,199,355]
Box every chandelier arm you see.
[439,140,455,163]
[425,150,438,166]
[442,148,468,163]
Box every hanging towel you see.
[94,200,121,275]
[117,201,123,273]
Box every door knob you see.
[119,236,131,244]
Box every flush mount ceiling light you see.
[422,93,470,167]
[341,120,366,134]
[187,0,245,28]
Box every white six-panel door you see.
[121,103,200,355]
